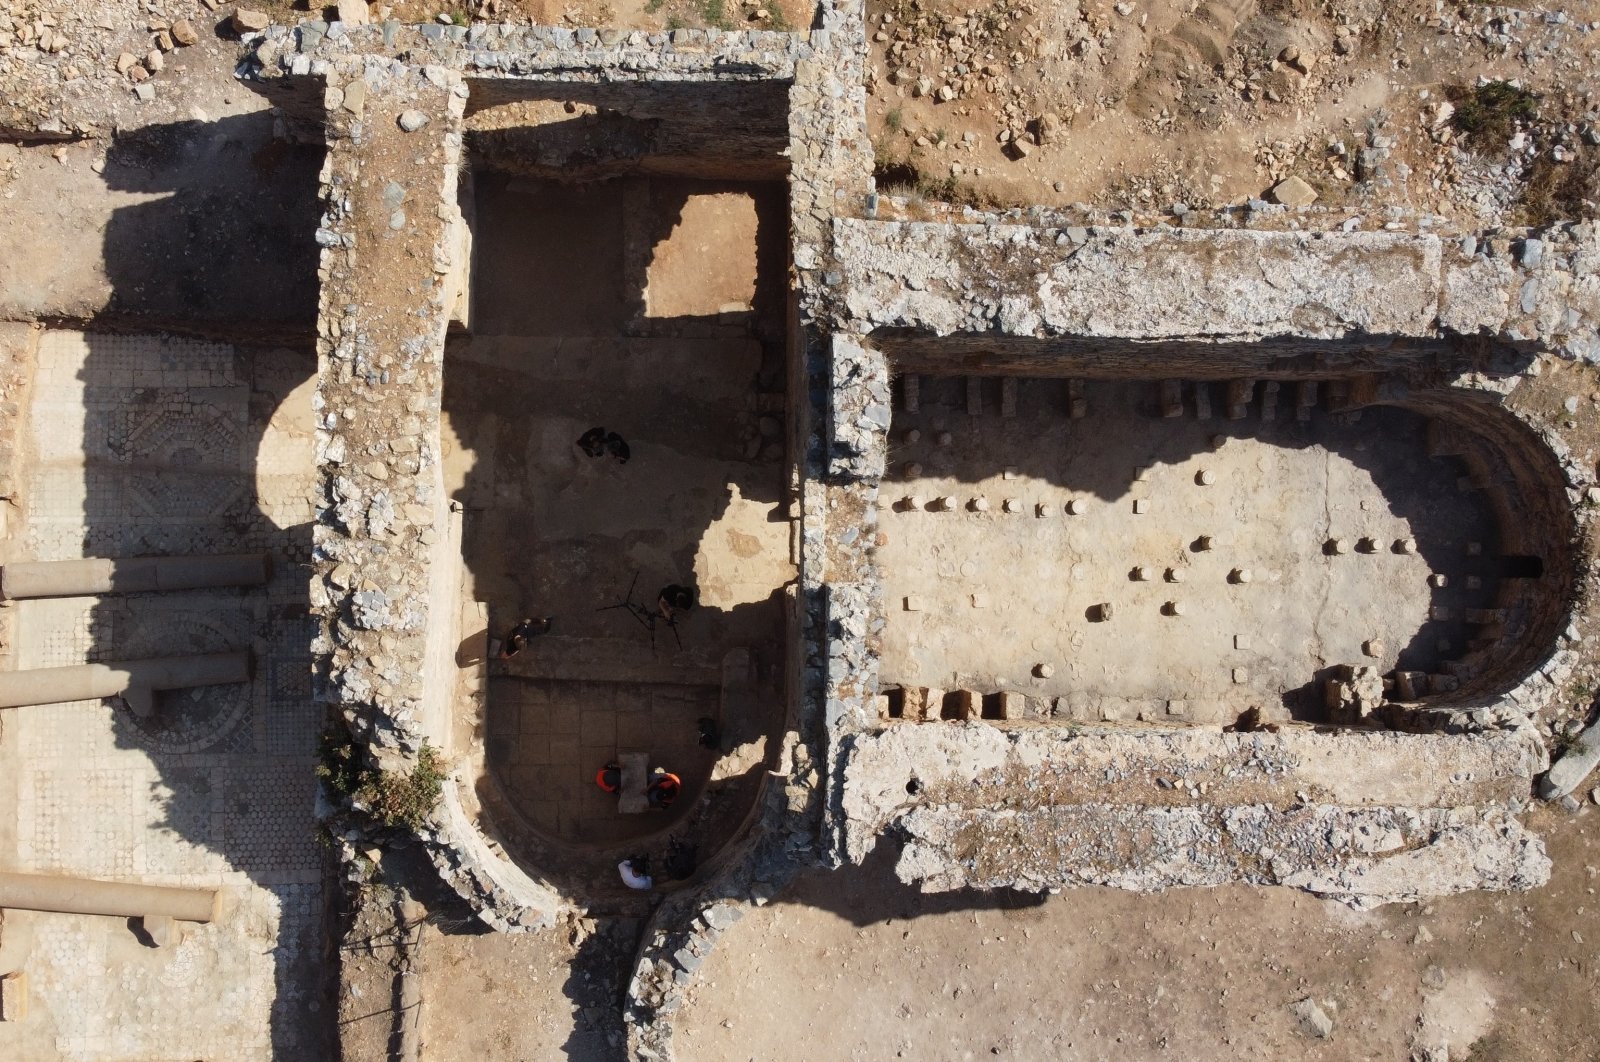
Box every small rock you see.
[398,110,429,132]
[1564,395,1581,414]
[127,65,150,83]
[1269,175,1318,207]
[231,9,271,34]
[146,49,164,73]
[171,19,198,45]
[1288,997,1333,1039]
[1034,663,1054,679]
[336,0,370,26]
[114,52,139,74]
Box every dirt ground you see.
[878,382,1501,723]
[866,0,1600,222]
[676,803,1600,1061]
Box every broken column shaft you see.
[0,870,220,923]
[0,554,271,599]
[0,653,251,710]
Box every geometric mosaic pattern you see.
[0,331,324,1061]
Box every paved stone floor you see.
[487,676,720,844]
[878,378,1502,723]
[0,331,327,1060]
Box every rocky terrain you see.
[866,0,1600,223]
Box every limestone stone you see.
[1269,176,1318,207]
[171,19,199,45]
[231,9,271,33]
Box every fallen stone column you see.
[0,653,251,710]
[0,553,271,599]
[0,870,220,922]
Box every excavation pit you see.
[442,162,795,891]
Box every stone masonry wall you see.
[304,55,559,929]
[842,723,1550,908]
[830,218,1600,369]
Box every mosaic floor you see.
[0,330,326,1061]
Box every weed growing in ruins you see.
[767,4,792,31]
[884,108,903,135]
[645,0,668,10]
[1449,81,1540,150]
[1520,146,1600,226]
[317,726,447,831]
[1551,728,1589,760]
[361,745,447,830]
[700,0,735,30]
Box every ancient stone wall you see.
[829,218,1600,369]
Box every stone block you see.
[1159,379,1183,417]
[902,374,920,412]
[1165,699,1190,719]
[1233,634,1250,650]
[1193,382,1213,419]
[996,691,1025,721]
[1000,377,1018,417]
[1394,671,1429,700]
[947,689,979,721]
[1132,498,1149,514]
[1259,381,1280,421]
[966,377,984,415]
[0,971,25,1022]
[903,596,923,611]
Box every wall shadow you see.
[443,167,796,910]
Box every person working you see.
[618,856,653,890]
[656,584,695,623]
[499,617,552,659]
[647,769,681,810]
[595,761,621,793]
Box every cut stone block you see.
[1541,720,1600,799]
[1132,499,1149,514]
[966,377,984,415]
[996,691,1025,721]
[902,374,920,412]
[0,971,27,1022]
[903,596,923,611]
[1000,377,1017,417]
[1159,379,1183,418]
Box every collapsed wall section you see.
[841,723,1550,907]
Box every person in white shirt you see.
[618,857,653,890]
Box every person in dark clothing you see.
[577,426,609,457]
[656,584,695,623]
[604,431,631,464]
[664,838,697,881]
[696,716,721,750]
[499,617,552,659]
